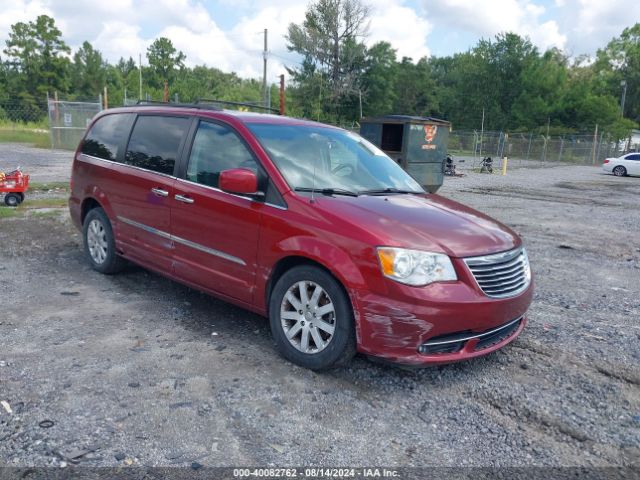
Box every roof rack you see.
[196,99,280,115]
[133,99,280,115]
[134,100,222,111]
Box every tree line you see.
[0,3,638,140]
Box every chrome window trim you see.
[423,316,523,347]
[79,154,287,210]
[174,176,288,210]
[117,216,246,266]
[79,153,178,180]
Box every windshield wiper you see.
[294,187,359,197]
[358,187,423,195]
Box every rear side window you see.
[125,115,190,175]
[82,113,135,161]
[186,121,257,188]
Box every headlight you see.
[377,247,457,286]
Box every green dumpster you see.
[360,115,451,193]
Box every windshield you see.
[247,123,424,194]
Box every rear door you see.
[171,119,262,304]
[113,114,192,273]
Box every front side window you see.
[186,121,257,188]
[247,123,423,194]
[125,115,190,175]
[82,113,134,161]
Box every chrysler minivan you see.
[69,104,533,370]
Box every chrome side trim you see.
[117,216,246,266]
[423,316,523,347]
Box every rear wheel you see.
[4,193,20,207]
[269,265,356,370]
[83,207,126,274]
[613,165,627,177]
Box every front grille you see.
[418,317,523,354]
[464,247,531,298]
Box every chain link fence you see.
[448,130,635,169]
[47,97,102,150]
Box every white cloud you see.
[561,0,640,55]
[368,1,432,59]
[423,0,568,51]
[1,0,638,81]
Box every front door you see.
[171,120,262,304]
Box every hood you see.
[312,193,520,258]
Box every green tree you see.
[360,42,397,116]
[146,37,185,89]
[392,57,439,117]
[4,15,70,97]
[286,0,370,122]
[71,41,106,98]
[594,23,640,123]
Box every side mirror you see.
[219,168,263,197]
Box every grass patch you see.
[0,128,50,149]
[29,181,69,192]
[0,197,67,218]
[0,207,19,218]
[21,197,68,208]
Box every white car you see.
[602,153,640,177]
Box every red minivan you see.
[69,104,533,370]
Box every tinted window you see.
[82,113,134,161]
[627,154,640,160]
[125,115,190,175]
[186,121,257,188]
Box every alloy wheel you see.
[280,280,336,354]
[87,219,108,264]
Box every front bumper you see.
[351,268,533,366]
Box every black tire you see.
[613,166,627,177]
[17,193,25,204]
[4,193,20,207]
[82,207,126,274]
[269,265,356,370]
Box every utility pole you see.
[358,90,363,119]
[620,80,627,117]
[592,123,598,164]
[263,29,268,108]
[279,74,285,115]
[138,53,142,101]
[479,108,485,159]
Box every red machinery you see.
[0,167,30,207]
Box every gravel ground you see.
[0,144,638,470]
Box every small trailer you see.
[360,115,451,193]
[0,167,30,207]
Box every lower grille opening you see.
[418,317,523,355]
[474,319,521,351]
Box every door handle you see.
[175,194,194,204]
[151,187,169,197]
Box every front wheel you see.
[4,193,20,207]
[269,265,356,370]
[83,207,126,274]
[613,165,627,177]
